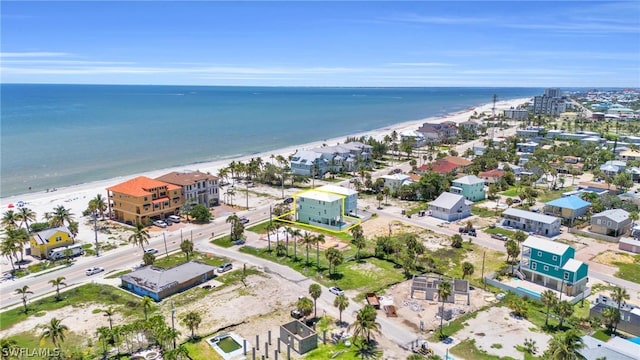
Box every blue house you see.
[121,261,217,301]
[520,236,589,297]
[544,195,591,224]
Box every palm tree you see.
[309,283,322,319]
[1,210,20,229]
[610,286,629,333]
[89,194,108,219]
[554,300,574,329]
[15,285,33,313]
[601,307,620,334]
[1,338,19,359]
[296,297,314,320]
[182,311,202,339]
[437,281,452,336]
[180,240,194,261]
[546,329,583,360]
[103,306,116,330]
[290,228,301,260]
[325,248,343,274]
[334,294,349,324]
[17,207,36,232]
[265,222,277,252]
[461,262,474,279]
[164,344,189,360]
[314,234,325,272]
[350,225,366,261]
[128,223,150,251]
[140,296,154,320]
[50,205,75,227]
[142,252,156,266]
[540,290,558,327]
[226,213,239,240]
[300,232,314,265]
[48,276,67,301]
[348,305,381,344]
[39,317,69,347]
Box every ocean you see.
[0,84,541,197]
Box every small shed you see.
[280,320,317,355]
[619,237,640,254]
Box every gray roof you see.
[290,150,322,164]
[430,192,465,210]
[453,175,484,185]
[593,209,629,222]
[317,184,358,196]
[620,237,640,247]
[522,236,571,256]
[502,208,560,225]
[121,261,216,293]
[298,190,343,202]
[32,226,71,245]
[579,335,638,360]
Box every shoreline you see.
[0,97,528,211]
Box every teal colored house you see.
[296,190,346,230]
[450,175,485,202]
[520,236,588,296]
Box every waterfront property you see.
[450,175,485,202]
[520,236,589,297]
[428,192,472,221]
[416,121,458,143]
[501,208,561,237]
[29,226,74,259]
[590,209,631,237]
[504,108,529,120]
[289,142,372,177]
[280,320,318,355]
[543,195,591,224]
[400,130,427,148]
[121,261,216,301]
[107,176,184,225]
[155,170,219,207]
[590,294,640,337]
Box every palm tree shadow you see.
[328,273,344,281]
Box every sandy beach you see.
[0,97,528,263]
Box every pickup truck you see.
[366,293,380,309]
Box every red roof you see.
[107,176,180,197]
[443,156,472,167]
[479,169,505,178]
[430,160,459,174]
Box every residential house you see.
[619,237,640,254]
[29,226,73,259]
[590,209,631,237]
[458,120,479,137]
[316,185,358,216]
[121,261,217,301]
[516,141,539,154]
[578,181,622,195]
[520,236,589,296]
[579,335,640,360]
[290,142,372,177]
[504,108,529,120]
[107,176,184,225]
[380,173,412,194]
[428,192,472,221]
[543,196,591,224]
[516,126,544,139]
[479,169,505,184]
[400,130,427,148]
[626,166,640,183]
[620,149,640,161]
[450,175,485,202]
[501,208,561,237]
[600,160,626,176]
[590,294,640,336]
[295,185,358,230]
[156,170,219,207]
[416,122,458,143]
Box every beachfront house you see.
[590,294,640,336]
[428,192,472,221]
[400,130,427,148]
[289,142,372,177]
[121,261,217,301]
[501,208,561,237]
[380,173,412,194]
[450,175,485,202]
[107,176,184,225]
[156,170,219,207]
[416,122,458,144]
[29,226,74,259]
[590,209,631,237]
[543,196,591,225]
[520,236,589,297]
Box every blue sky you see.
[1,1,639,87]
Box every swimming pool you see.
[629,337,640,345]
[516,286,541,299]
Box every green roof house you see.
[520,236,588,297]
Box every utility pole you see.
[481,251,486,291]
[171,302,176,349]
[93,211,100,257]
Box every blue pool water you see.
[516,287,541,299]
[629,337,640,345]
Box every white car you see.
[217,263,233,273]
[153,220,168,228]
[145,248,159,255]
[86,267,104,276]
[167,215,181,223]
[329,286,344,296]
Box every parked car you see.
[283,197,294,204]
[86,267,104,276]
[153,220,168,228]
[217,262,233,273]
[512,199,521,204]
[290,309,303,319]
[458,227,477,236]
[167,215,181,223]
[491,234,509,241]
[145,248,159,255]
[329,286,345,296]
[238,216,250,224]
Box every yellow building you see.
[30,226,73,259]
[107,176,184,225]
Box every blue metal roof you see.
[545,195,591,210]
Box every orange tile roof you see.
[479,169,505,178]
[156,170,219,186]
[107,176,180,197]
[443,156,472,166]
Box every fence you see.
[568,228,620,243]
[484,276,591,305]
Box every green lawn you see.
[484,227,516,238]
[152,250,227,269]
[183,339,223,360]
[472,206,500,218]
[613,261,640,284]
[500,187,519,197]
[211,235,236,248]
[537,187,574,202]
[450,339,517,360]
[592,329,611,342]
[304,342,366,360]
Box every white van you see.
[167,215,181,223]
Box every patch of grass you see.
[491,343,503,349]
[428,305,482,340]
[613,261,640,284]
[450,339,515,360]
[105,269,132,279]
[484,227,516,237]
[0,283,143,331]
[183,339,224,360]
[537,187,574,202]
[152,251,226,269]
[246,221,271,234]
[211,235,236,248]
[304,342,362,360]
[500,187,519,197]
[472,206,500,218]
[592,329,611,342]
